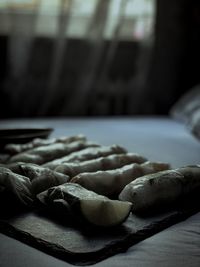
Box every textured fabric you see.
[0,117,200,267]
[170,84,200,140]
[170,85,200,122]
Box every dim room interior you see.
[0,1,200,267]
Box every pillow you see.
[170,84,200,140]
[189,108,200,140]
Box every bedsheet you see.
[0,117,200,267]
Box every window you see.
[0,0,155,40]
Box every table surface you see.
[0,116,199,168]
[0,116,200,267]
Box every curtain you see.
[143,0,200,114]
[0,0,155,117]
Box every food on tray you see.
[0,162,30,174]
[5,134,86,155]
[44,145,127,170]
[0,167,33,206]
[70,161,170,197]
[55,153,147,177]
[1,133,199,224]
[79,199,132,227]
[37,183,132,227]
[119,165,200,213]
[8,140,99,164]
[20,164,70,194]
[1,162,70,194]
[31,174,69,195]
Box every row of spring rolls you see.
[1,134,199,217]
[0,134,171,208]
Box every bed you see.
[0,116,200,267]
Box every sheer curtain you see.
[0,0,155,117]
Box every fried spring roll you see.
[8,141,99,164]
[71,161,170,197]
[119,165,200,213]
[55,153,147,178]
[0,162,28,175]
[0,167,33,206]
[5,134,86,155]
[20,164,70,194]
[43,145,127,170]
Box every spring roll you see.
[0,167,33,206]
[8,140,99,164]
[55,153,147,178]
[20,163,70,194]
[71,161,170,197]
[5,134,86,155]
[119,165,200,213]
[44,145,127,170]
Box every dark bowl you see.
[0,128,53,149]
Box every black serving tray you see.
[0,196,199,266]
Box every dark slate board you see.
[0,198,200,266]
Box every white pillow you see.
[170,84,200,140]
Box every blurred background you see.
[0,0,199,118]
